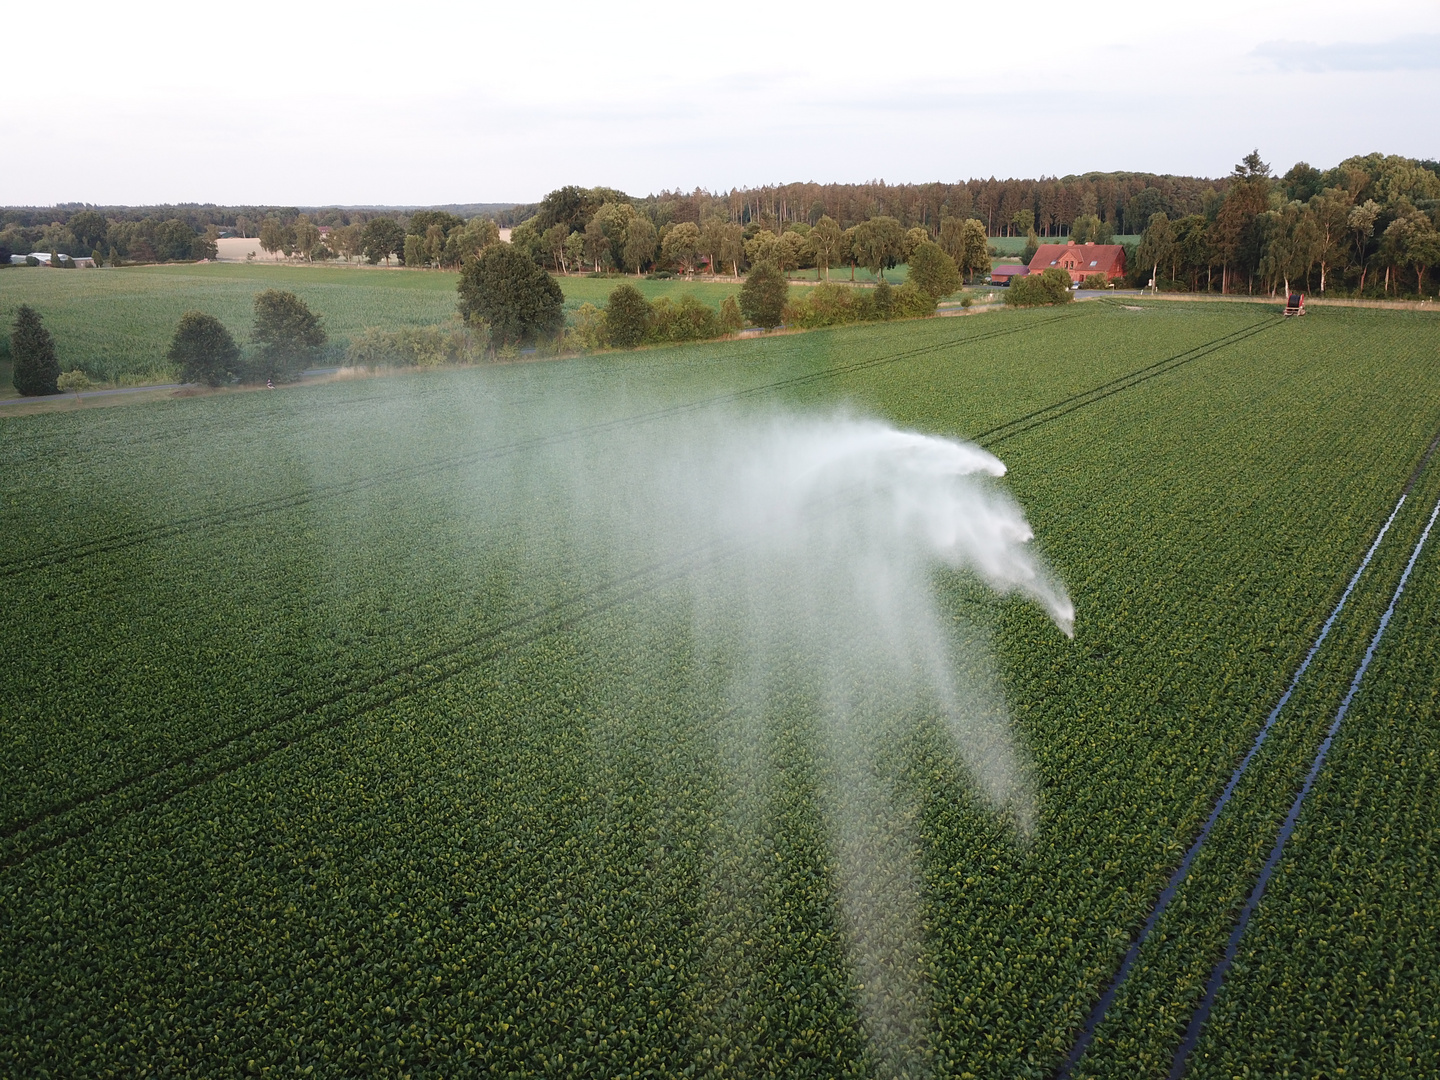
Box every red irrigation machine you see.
[1284,291,1306,317]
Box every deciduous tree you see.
[661,221,700,275]
[851,216,905,279]
[810,215,842,281]
[603,284,652,347]
[168,311,240,385]
[252,290,326,381]
[360,218,405,265]
[456,244,564,348]
[259,218,288,260]
[907,240,960,300]
[739,262,788,328]
[293,216,320,260]
[622,216,658,274]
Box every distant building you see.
[1028,241,1125,283]
[990,263,1030,284]
[12,253,96,267]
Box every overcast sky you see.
[5,0,1437,207]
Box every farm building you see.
[1029,241,1125,283]
[10,253,96,267]
[990,263,1030,285]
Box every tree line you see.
[1125,151,1440,297]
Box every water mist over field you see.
[500,402,1073,1073]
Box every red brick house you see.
[1029,241,1126,283]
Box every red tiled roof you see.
[990,263,1030,278]
[1029,242,1125,277]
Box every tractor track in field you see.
[2,305,1284,869]
[0,543,721,871]
[977,318,1276,449]
[1055,419,1440,1079]
[3,307,1276,869]
[0,309,1098,581]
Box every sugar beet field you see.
[3,301,1440,1078]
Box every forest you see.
[3,151,1437,297]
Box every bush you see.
[739,262,788,329]
[1006,267,1075,307]
[345,323,484,368]
[168,311,240,386]
[650,295,719,342]
[10,305,61,395]
[250,290,327,382]
[719,296,743,335]
[1082,273,1109,290]
[791,282,861,328]
[574,303,607,349]
[891,282,939,318]
[57,370,92,397]
[873,279,895,318]
[604,284,652,347]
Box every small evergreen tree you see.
[251,290,326,381]
[603,284,652,347]
[169,311,240,385]
[738,262,788,329]
[10,305,62,395]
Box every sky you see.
[4,0,1438,207]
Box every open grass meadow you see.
[4,301,1440,1076]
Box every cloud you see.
[1253,33,1440,72]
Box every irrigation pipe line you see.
[1057,421,1440,1078]
[1053,491,1406,1079]
[1170,491,1440,1078]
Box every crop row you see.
[0,303,1125,833]
[1185,504,1440,1078]
[4,304,1440,1075]
[1058,316,1440,1076]
[0,305,1093,580]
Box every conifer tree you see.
[10,305,61,396]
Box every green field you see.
[3,302,1439,1077]
[0,264,750,390]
